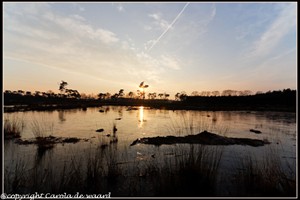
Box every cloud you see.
[4,3,119,45]
[4,3,180,89]
[70,14,86,21]
[144,40,156,51]
[148,13,169,30]
[144,3,216,53]
[43,12,119,44]
[248,3,296,57]
[160,55,181,70]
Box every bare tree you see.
[211,91,220,97]
[191,91,199,96]
[127,91,135,98]
[138,81,149,99]
[59,80,68,93]
[158,93,164,99]
[118,89,124,98]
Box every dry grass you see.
[31,119,55,151]
[4,114,295,197]
[4,116,25,139]
[233,146,296,197]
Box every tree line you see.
[4,80,296,102]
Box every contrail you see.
[147,2,190,52]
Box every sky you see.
[3,2,297,98]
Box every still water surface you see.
[4,106,296,173]
[5,106,296,144]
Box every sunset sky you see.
[3,2,297,98]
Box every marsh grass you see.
[5,141,295,197]
[4,157,28,193]
[167,112,216,137]
[233,146,296,197]
[151,144,224,196]
[31,119,55,151]
[4,116,25,139]
[4,114,295,197]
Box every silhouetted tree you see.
[98,93,106,100]
[200,91,211,97]
[238,90,252,96]
[80,93,88,99]
[34,91,41,97]
[179,91,187,101]
[164,93,170,100]
[111,93,119,99]
[158,93,164,99]
[65,89,81,99]
[138,81,149,99]
[148,92,157,99]
[222,90,236,96]
[105,92,111,99]
[59,80,68,93]
[46,90,55,98]
[175,93,180,100]
[118,89,124,98]
[211,91,220,97]
[127,91,135,98]
[17,90,24,96]
[58,81,81,99]
[191,91,199,96]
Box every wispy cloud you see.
[43,12,119,44]
[4,3,295,94]
[148,13,169,30]
[160,55,181,70]
[247,3,296,58]
[145,3,216,52]
[4,3,180,89]
[147,3,190,52]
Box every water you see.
[3,106,296,195]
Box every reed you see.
[4,116,24,139]
[31,119,55,151]
[233,146,296,196]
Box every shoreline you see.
[3,102,296,113]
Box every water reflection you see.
[138,106,144,128]
[58,111,66,122]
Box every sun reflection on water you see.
[138,106,144,128]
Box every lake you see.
[4,106,296,196]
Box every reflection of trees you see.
[118,108,123,118]
[58,111,66,122]
[35,147,53,166]
[211,112,218,123]
[221,112,232,121]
